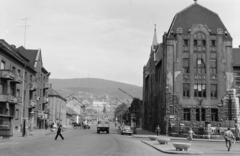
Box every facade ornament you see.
[176,27,183,34]
[217,28,223,34]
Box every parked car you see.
[83,123,91,129]
[121,126,132,135]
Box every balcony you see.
[43,97,49,103]
[11,73,23,84]
[17,97,22,104]
[0,94,18,103]
[30,82,37,91]
[0,70,15,80]
[30,100,37,107]
[43,82,50,89]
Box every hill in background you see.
[49,78,142,100]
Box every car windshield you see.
[124,126,131,130]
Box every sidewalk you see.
[133,129,240,143]
[0,129,56,143]
[133,129,240,155]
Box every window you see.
[16,89,20,97]
[10,106,14,116]
[195,59,206,74]
[201,108,206,121]
[194,84,206,98]
[210,59,217,74]
[12,66,16,74]
[183,108,190,121]
[184,39,189,46]
[194,40,197,46]
[202,40,206,46]
[196,109,200,121]
[1,61,5,69]
[17,69,21,76]
[30,75,32,81]
[183,83,190,97]
[183,58,189,73]
[15,109,19,120]
[10,84,16,96]
[211,40,216,47]
[25,72,27,82]
[0,107,3,114]
[0,83,4,94]
[211,84,217,98]
[211,109,218,121]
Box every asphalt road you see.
[0,123,169,156]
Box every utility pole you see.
[21,18,30,48]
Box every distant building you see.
[48,86,67,126]
[66,97,85,123]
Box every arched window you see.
[194,32,206,98]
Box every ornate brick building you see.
[142,1,239,134]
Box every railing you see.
[30,100,37,107]
[30,82,37,91]
[43,97,48,103]
[0,94,18,103]
[44,82,50,89]
[12,73,23,83]
[0,70,15,80]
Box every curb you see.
[141,140,204,155]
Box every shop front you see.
[0,116,12,138]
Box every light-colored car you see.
[121,126,132,135]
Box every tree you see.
[129,98,142,127]
[114,103,128,124]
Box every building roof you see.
[17,46,38,68]
[0,40,27,64]
[233,48,240,67]
[168,2,230,37]
[48,88,67,101]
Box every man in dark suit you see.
[55,125,64,140]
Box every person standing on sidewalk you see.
[155,125,161,136]
[187,128,196,140]
[235,125,240,141]
[224,128,235,151]
[55,125,64,140]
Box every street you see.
[0,123,164,156]
[1,122,240,156]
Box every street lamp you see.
[22,77,41,137]
[118,88,138,134]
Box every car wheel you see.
[129,134,131,135]
[121,133,123,135]
[107,131,109,134]
[97,131,100,134]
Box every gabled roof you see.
[48,88,66,101]
[168,2,230,37]
[233,48,240,67]
[17,46,38,68]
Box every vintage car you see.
[121,126,132,135]
[97,120,109,133]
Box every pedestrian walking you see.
[155,125,161,136]
[55,125,64,140]
[224,128,235,151]
[187,128,196,140]
[235,125,240,141]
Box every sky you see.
[0,0,240,87]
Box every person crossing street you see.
[55,124,64,140]
[224,128,235,151]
